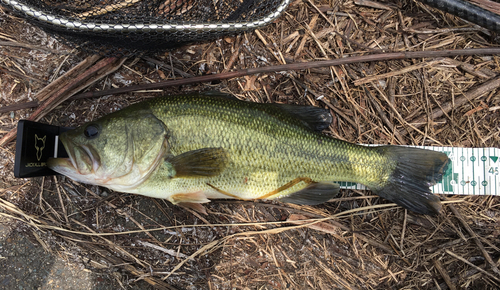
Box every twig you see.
[70,218,149,268]
[433,259,457,290]
[222,35,242,72]
[0,66,46,84]
[224,200,395,254]
[53,176,69,224]
[448,204,500,275]
[137,240,191,260]
[443,58,496,79]
[354,0,393,10]
[0,41,70,54]
[287,214,343,238]
[222,35,243,72]
[364,86,407,145]
[35,55,102,102]
[77,241,179,290]
[0,57,125,146]
[404,75,500,135]
[353,59,444,86]
[255,29,286,64]
[162,240,219,280]
[469,0,500,14]
[77,0,142,18]
[371,82,443,145]
[304,0,379,52]
[445,249,500,282]
[50,48,500,97]
[3,48,500,116]
[142,56,194,78]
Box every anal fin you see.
[278,182,340,205]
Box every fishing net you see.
[1,0,290,55]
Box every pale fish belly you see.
[130,168,315,202]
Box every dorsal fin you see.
[200,91,239,100]
[272,103,333,132]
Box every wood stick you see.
[35,55,101,102]
[403,75,500,135]
[448,204,500,275]
[353,59,443,86]
[365,87,407,145]
[2,47,500,147]
[0,66,46,84]
[64,48,500,98]
[77,0,142,18]
[445,249,500,282]
[3,48,500,116]
[433,259,457,290]
[0,57,124,146]
[0,41,69,54]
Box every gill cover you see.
[51,109,169,191]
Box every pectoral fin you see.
[168,148,228,178]
[278,182,340,205]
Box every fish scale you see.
[143,98,345,199]
[48,93,449,215]
[144,96,382,198]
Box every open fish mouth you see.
[47,156,76,175]
[48,136,101,179]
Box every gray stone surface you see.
[0,219,122,290]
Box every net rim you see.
[1,0,291,33]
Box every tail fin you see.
[370,146,450,215]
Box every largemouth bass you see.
[48,93,449,215]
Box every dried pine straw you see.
[1,0,500,289]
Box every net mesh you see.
[1,0,290,54]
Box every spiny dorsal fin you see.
[278,182,340,205]
[272,104,333,132]
[167,148,228,178]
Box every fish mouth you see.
[47,135,101,179]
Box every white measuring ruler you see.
[338,146,500,196]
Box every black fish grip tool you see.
[14,120,71,178]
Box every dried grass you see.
[1,0,500,289]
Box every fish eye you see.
[84,124,100,139]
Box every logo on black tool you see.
[34,134,46,161]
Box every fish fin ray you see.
[259,177,313,200]
[278,182,340,205]
[200,91,239,100]
[200,92,333,131]
[272,104,333,131]
[168,148,228,178]
[178,202,208,215]
[370,146,450,215]
[170,192,210,204]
